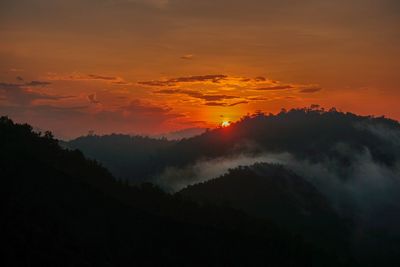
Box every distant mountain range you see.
[67,107,400,185]
[152,127,207,140]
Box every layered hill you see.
[1,116,341,266]
[67,107,400,183]
[179,163,349,247]
[65,107,400,266]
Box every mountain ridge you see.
[2,116,340,266]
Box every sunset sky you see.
[1,0,399,138]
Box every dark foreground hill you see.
[179,163,400,266]
[1,116,348,266]
[179,164,350,248]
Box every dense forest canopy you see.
[67,107,400,184]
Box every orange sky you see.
[0,0,399,138]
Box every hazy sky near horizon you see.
[1,0,399,138]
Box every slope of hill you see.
[66,134,175,182]
[61,108,400,266]
[179,163,400,266]
[179,164,350,253]
[153,127,207,140]
[179,163,349,246]
[160,107,400,169]
[1,116,343,266]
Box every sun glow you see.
[221,121,231,127]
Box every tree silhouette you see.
[2,116,347,266]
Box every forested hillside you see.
[67,108,400,184]
[1,116,343,266]
[65,108,400,266]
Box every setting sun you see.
[221,121,231,127]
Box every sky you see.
[0,0,399,139]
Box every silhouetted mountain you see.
[2,116,345,266]
[179,163,350,248]
[65,107,400,266]
[158,107,400,171]
[67,107,400,184]
[66,134,175,181]
[153,127,207,140]
[179,162,400,266]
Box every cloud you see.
[154,89,199,96]
[0,82,71,105]
[140,75,322,110]
[156,149,400,230]
[87,74,119,81]
[0,80,51,88]
[46,73,127,84]
[204,100,249,107]
[229,100,249,106]
[139,74,228,86]
[299,87,322,93]
[143,75,322,107]
[111,81,133,85]
[247,96,269,101]
[204,101,227,106]
[240,76,268,83]
[256,85,294,91]
[155,88,238,101]
[138,80,173,87]
[155,153,293,192]
[254,76,267,82]
[25,80,52,87]
[181,54,194,60]
[166,74,227,83]
[87,93,100,104]
[201,94,238,101]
